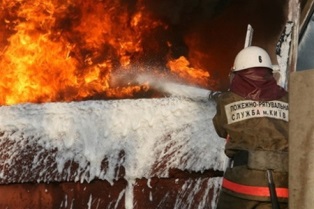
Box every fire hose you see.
[266,169,281,209]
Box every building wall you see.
[289,69,314,209]
[0,170,223,209]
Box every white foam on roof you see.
[0,95,225,184]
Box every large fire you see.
[0,0,214,106]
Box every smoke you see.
[144,0,230,25]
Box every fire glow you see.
[0,0,214,106]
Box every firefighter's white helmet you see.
[232,46,273,72]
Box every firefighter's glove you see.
[208,91,221,101]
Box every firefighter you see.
[213,46,288,209]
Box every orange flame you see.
[0,0,211,106]
[167,56,210,87]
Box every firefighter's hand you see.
[208,91,221,101]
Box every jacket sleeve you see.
[212,96,228,139]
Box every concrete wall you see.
[289,69,314,209]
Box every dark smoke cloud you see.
[145,0,288,90]
[143,0,231,25]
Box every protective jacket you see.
[213,67,288,202]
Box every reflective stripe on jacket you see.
[222,178,288,198]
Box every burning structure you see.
[0,0,299,208]
[0,0,291,105]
